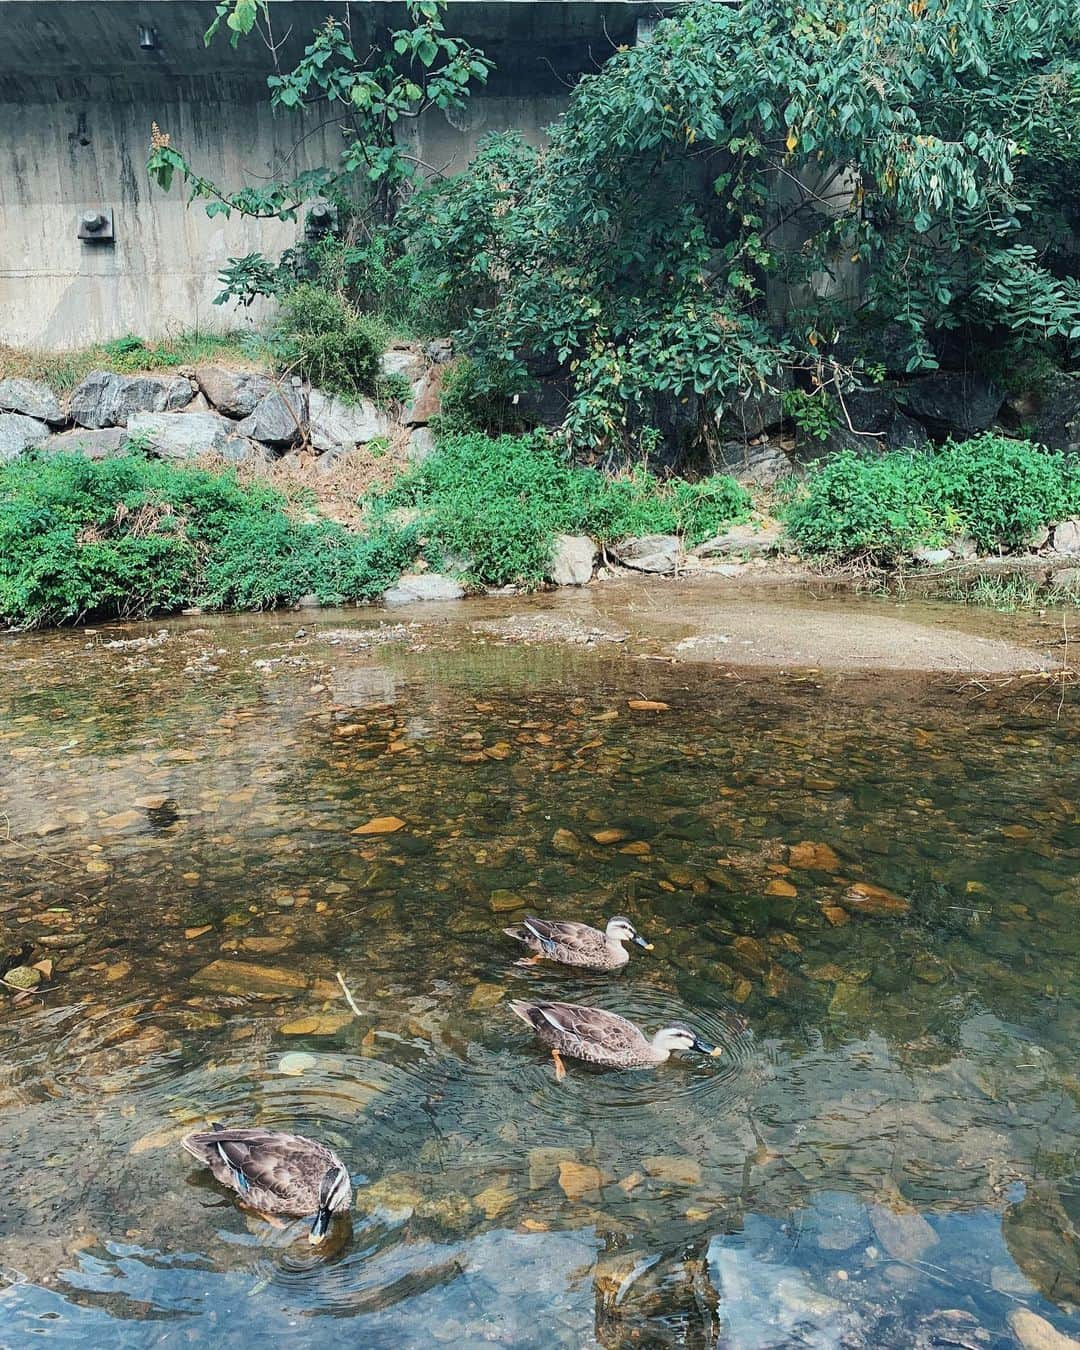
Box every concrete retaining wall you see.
[0,1,655,347]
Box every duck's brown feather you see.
[509,999,656,1066]
[181,1127,347,1216]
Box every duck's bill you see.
[693,1038,722,1057]
[309,1211,331,1244]
[633,935,654,950]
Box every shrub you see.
[0,453,414,628]
[432,357,531,438]
[275,285,389,400]
[785,436,1080,561]
[373,432,749,586]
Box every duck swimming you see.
[509,999,721,1079]
[181,1124,352,1244]
[504,915,653,971]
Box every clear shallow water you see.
[0,605,1077,1347]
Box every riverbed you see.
[0,583,1077,1347]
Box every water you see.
[0,599,1077,1347]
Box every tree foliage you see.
[148,2,490,222]
[404,0,1080,450]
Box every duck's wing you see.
[522,917,603,954]
[535,1001,646,1051]
[182,1128,323,1200]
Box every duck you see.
[181,1124,352,1244]
[509,998,722,1079]
[504,915,653,971]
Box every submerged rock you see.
[841,881,910,917]
[1009,1310,1080,1350]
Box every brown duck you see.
[509,998,721,1079]
[181,1124,352,1244]
[504,915,652,971]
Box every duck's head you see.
[606,915,653,949]
[309,1163,352,1245]
[650,1024,722,1059]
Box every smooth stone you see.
[613,533,682,574]
[277,1051,317,1076]
[549,534,597,586]
[382,574,465,606]
[1009,1310,1080,1350]
[912,546,953,565]
[869,1204,938,1261]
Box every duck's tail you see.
[507,999,539,1027]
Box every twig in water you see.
[336,970,362,1016]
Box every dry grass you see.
[0,332,266,393]
[202,424,414,531]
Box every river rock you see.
[869,1204,938,1261]
[70,371,193,428]
[1010,1312,1080,1350]
[1052,519,1080,555]
[0,412,50,459]
[841,881,910,916]
[558,1160,602,1201]
[642,1155,701,1185]
[380,347,426,383]
[191,959,336,999]
[194,365,274,418]
[898,372,1003,437]
[382,574,464,606]
[41,426,129,459]
[549,534,596,586]
[308,389,388,450]
[614,534,683,574]
[126,411,236,458]
[0,376,65,424]
[694,522,782,558]
[236,386,305,446]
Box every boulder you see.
[380,347,427,384]
[425,337,454,364]
[549,534,596,586]
[236,385,305,446]
[713,438,793,486]
[898,372,1003,438]
[694,521,782,559]
[1050,565,1080,592]
[1052,519,1080,555]
[41,426,129,459]
[382,574,465,606]
[912,546,953,565]
[0,376,65,425]
[126,411,236,459]
[407,427,436,463]
[194,365,275,418]
[214,436,274,466]
[717,387,784,441]
[70,371,194,428]
[1022,371,1080,453]
[613,534,683,574]
[0,412,50,459]
[308,389,388,451]
[1008,1310,1080,1350]
[407,365,447,426]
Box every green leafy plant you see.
[432,357,531,437]
[372,432,749,586]
[272,285,390,400]
[781,389,839,443]
[0,453,415,629]
[149,3,491,224]
[784,435,1080,561]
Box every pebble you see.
[277,1051,317,1076]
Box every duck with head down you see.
[181,1124,352,1245]
[509,998,722,1080]
[504,914,653,971]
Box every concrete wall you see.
[0,2,656,347]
